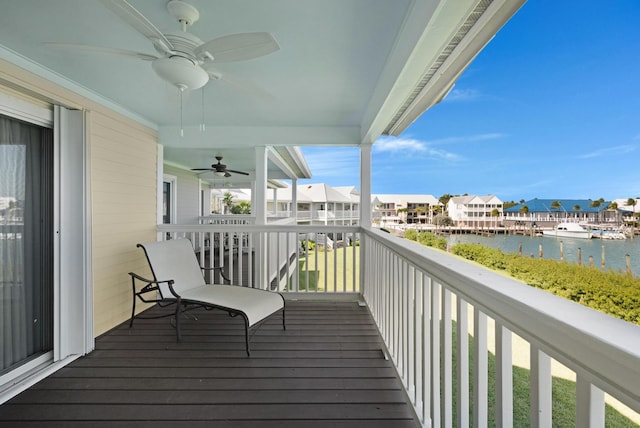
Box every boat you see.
[542,223,592,239]
[592,228,627,240]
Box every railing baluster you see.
[576,375,605,427]
[422,272,431,426]
[442,288,453,427]
[431,279,441,428]
[457,297,470,428]
[414,271,423,420]
[473,309,488,428]
[530,345,552,428]
[495,322,513,428]
[407,265,416,402]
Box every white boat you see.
[542,223,592,239]
[592,229,627,240]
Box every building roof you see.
[448,195,502,205]
[503,198,611,213]
[272,183,360,204]
[372,194,440,206]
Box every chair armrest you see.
[200,265,231,283]
[128,272,176,302]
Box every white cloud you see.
[423,133,507,145]
[374,136,461,161]
[443,88,481,102]
[374,136,426,152]
[578,144,636,159]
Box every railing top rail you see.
[158,223,361,234]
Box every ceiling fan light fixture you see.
[151,56,209,90]
[214,171,227,177]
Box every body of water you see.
[446,233,640,277]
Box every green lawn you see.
[291,246,360,292]
[451,321,638,427]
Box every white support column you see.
[272,188,278,216]
[292,178,298,219]
[360,143,372,228]
[255,147,268,225]
[254,147,268,289]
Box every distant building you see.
[503,198,619,226]
[447,195,503,227]
[270,184,360,225]
[371,194,441,226]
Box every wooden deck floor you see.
[0,301,419,427]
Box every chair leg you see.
[282,308,286,331]
[175,298,182,342]
[244,320,250,357]
[129,297,136,328]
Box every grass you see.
[450,321,638,427]
[290,246,360,292]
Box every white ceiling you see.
[0,0,525,184]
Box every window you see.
[0,114,53,375]
[162,175,177,224]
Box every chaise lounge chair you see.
[129,238,285,356]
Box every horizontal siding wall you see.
[90,111,157,336]
[0,58,159,339]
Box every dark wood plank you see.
[0,301,419,427]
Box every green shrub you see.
[449,243,640,325]
[416,231,448,251]
[404,229,418,241]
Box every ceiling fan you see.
[192,156,249,177]
[46,0,279,92]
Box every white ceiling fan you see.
[47,0,279,93]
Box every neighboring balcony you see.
[1,223,639,426]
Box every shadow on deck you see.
[0,301,420,427]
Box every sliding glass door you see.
[0,114,53,375]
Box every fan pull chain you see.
[179,87,184,137]
[200,88,205,132]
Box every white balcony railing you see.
[156,223,640,427]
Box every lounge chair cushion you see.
[178,284,284,327]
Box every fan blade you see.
[99,0,174,54]
[204,65,273,101]
[195,32,279,63]
[44,42,158,61]
[227,169,250,176]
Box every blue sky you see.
[300,1,640,203]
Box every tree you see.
[503,200,519,210]
[491,208,500,234]
[439,194,453,207]
[433,214,453,226]
[231,200,251,214]
[627,198,638,239]
[551,200,562,210]
[222,191,234,214]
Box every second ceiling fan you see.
[192,156,249,177]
